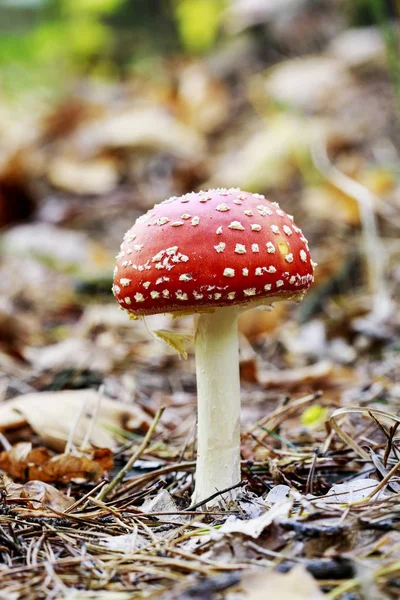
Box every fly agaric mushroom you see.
[113,188,314,504]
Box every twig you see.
[311,136,391,323]
[184,480,246,511]
[98,406,164,501]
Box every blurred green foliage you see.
[0,0,227,96]
[0,0,127,94]
[174,0,225,53]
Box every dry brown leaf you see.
[72,107,206,161]
[175,63,230,134]
[242,565,325,599]
[258,360,333,389]
[4,477,75,511]
[0,390,151,452]
[0,442,112,483]
[47,155,119,195]
[239,304,288,338]
[264,56,351,112]
[302,184,361,225]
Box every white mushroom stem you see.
[193,306,241,505]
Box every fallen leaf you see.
[301,405,329,429]
[258,360,333,389]
[23,337,125,373]
[210,115,326,190]
[72,107,206,161]
[321,479,387,506]
[154,329,193,360]
[47,155,119,195]
[219,499,292,538]
[0,442,113,483]
[242,565,326,599]
[328,27,385,69]
[102,531,147,552]
[264,56,351,112]
[2,223,91,268]
[4,477,75,511]
[140,489,185,523]
[0,390,152,452]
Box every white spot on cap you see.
[214,293,222,299]
[176,291,188,300]
[233,199,242,205]
[134,293,145,302]
[271,225,280,234]
[227,292,236,300]
[266,266,277,273]
[244,210,253,216]
[216,204,230,212]
[180,254,189,262]
[179,273,193,281]
[276,280,284,288]
[134,244,144,252]
[251,224,261,232]
[120,278,131,287]
[152,251,164,263]
[300,249,307,262]
[156,217,169,226]
[272,201,280,207]
[235,244,246,254]
[252,244,259,253]
[150,291,160,299]
[193,291,204,299]
[143,281,151,289]
[244,288,256,296]
[162,290,170,298]
[311,260,318,269]
[113,266,118,277]
[264,284,271,291]
[124,232,136,242]
[166,246,178,255]
[288,214,294,221]
[255,268,263,276]
[242,268,249,276]
[124,297,131,305]
[283,225,293,236]
[285,253,294,263]
[121,261,129,268]
[229,221,245,231]
[112,284,121,294]
[172,221,184,227]
[216,226,223,235]
[266,242,275,254]
[289,276,296,284]
[192,216,200,226]
[257,205,273,216]
[293,225,301,233]
[181,214,191,220]
[223,268,235,278]
[214,242,226,253]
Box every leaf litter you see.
[0,4,400,600]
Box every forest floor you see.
[1,3,400,599]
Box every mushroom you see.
[112,188,314,505]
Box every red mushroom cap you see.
[113,188,314,316]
